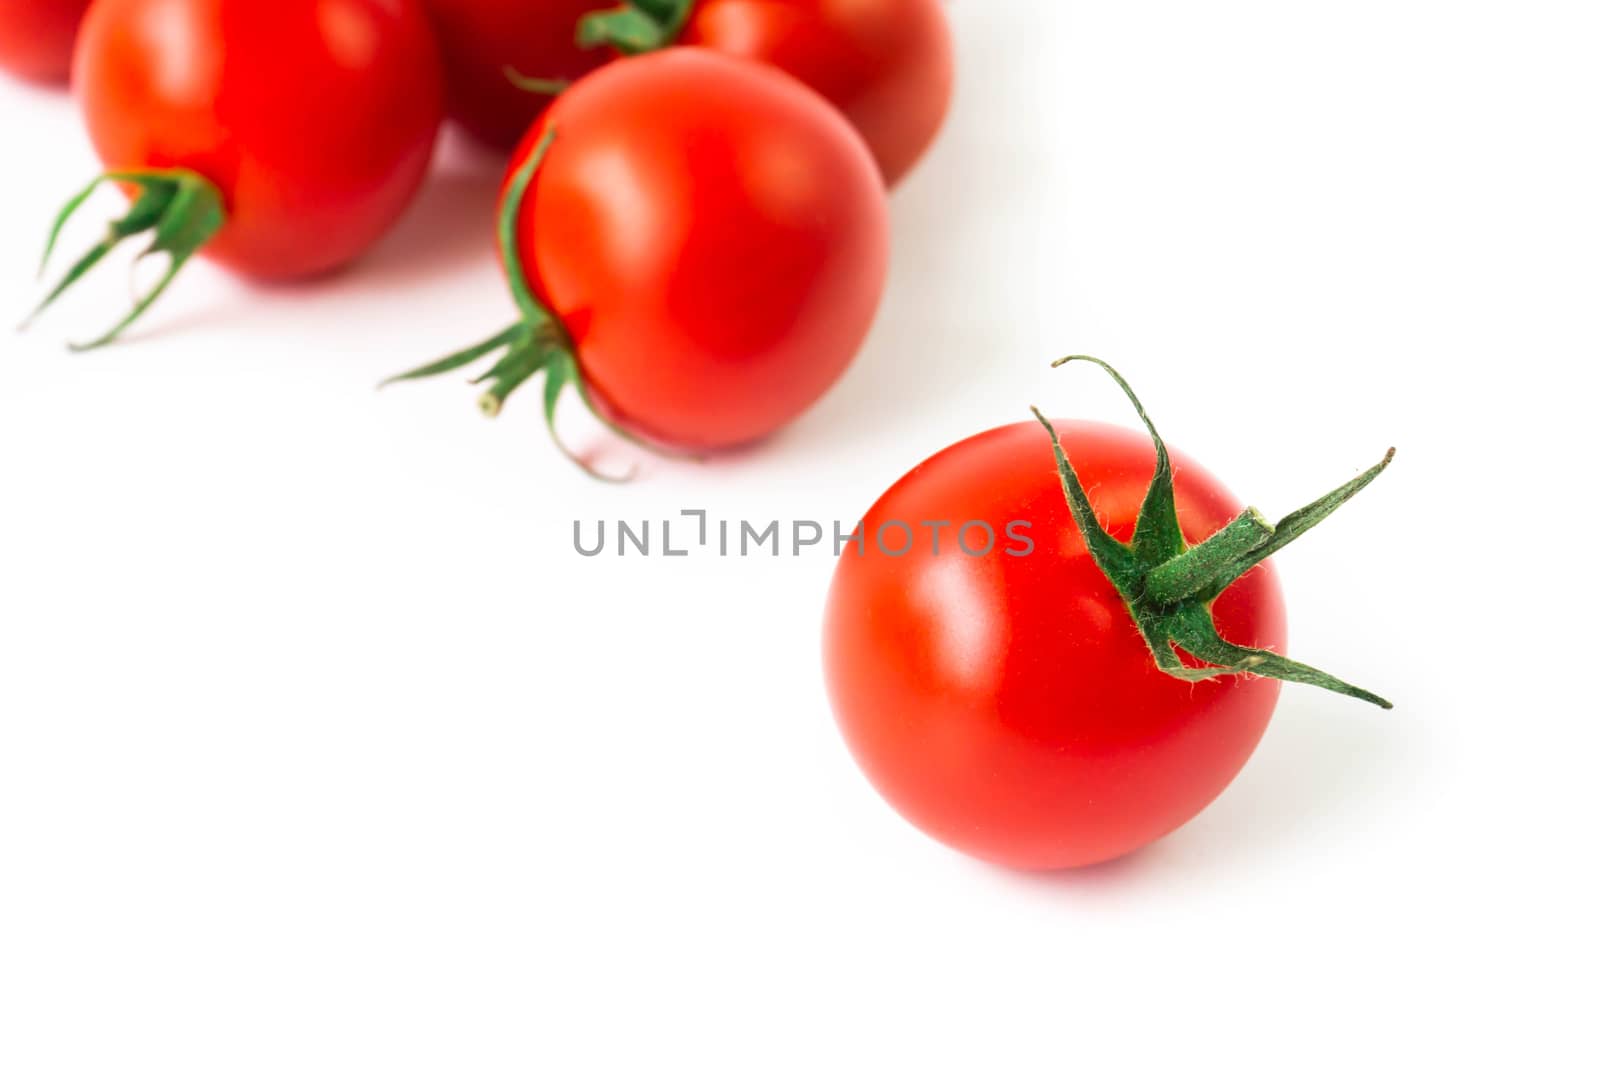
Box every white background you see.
[2,2,1596,1062]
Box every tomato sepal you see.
[381,128,695,480]
[1032,356,1395,708]
[25,169,225,351]
[576,0,692,55]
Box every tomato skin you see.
[0,0,90,84]
[823,420,1287,870]
[511,48,889,449]
[422,0,611,150]
[684,0,955,186]
[420,0,953,183]
[73,0,444,280]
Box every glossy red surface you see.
[74,0,444,279]
[685,0,954,186]
[422,0,611,150]
[509,49,890,449]
[823,419,1288,869]
[0,0,90,84]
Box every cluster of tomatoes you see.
[3,1,1393,871]
[8,0,951,459]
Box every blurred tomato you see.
[75,0,445,279]
[684,0,955,185]
[423,0,613,149]
[0,0,91,84]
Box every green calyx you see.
[25,169,225,351]
[505,0,693,95]
[576,0,694,55]
[1032,356,1395,709]
[381,129,670,481]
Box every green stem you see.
[378,325,525,388]
[1033,359,1395,709]
[499,130,558,326]
[378,127,696,481]
[27,169,225,350]
[1053,355,1184,564]
[1030,406,1146,594]
[1193,448,1396,604]
[576,0,694,55]
[1142,508,1274,605]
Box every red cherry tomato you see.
[28,0,444,349]
[823,361,1392,869]
[388,49,890,462]
[423,0,612,150]
[825,421,1286,869]
[77,0,444,279]
[0,0,90,84]
[526,50,889,448]
[421,0,955,185]
[682,0,954,186]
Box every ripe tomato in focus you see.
[0,0,90,84]
[823,420,1288,870]
[422,0,612,150]
[683,0,954,186]
[74,0,444,280]
[511,48,890,449]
